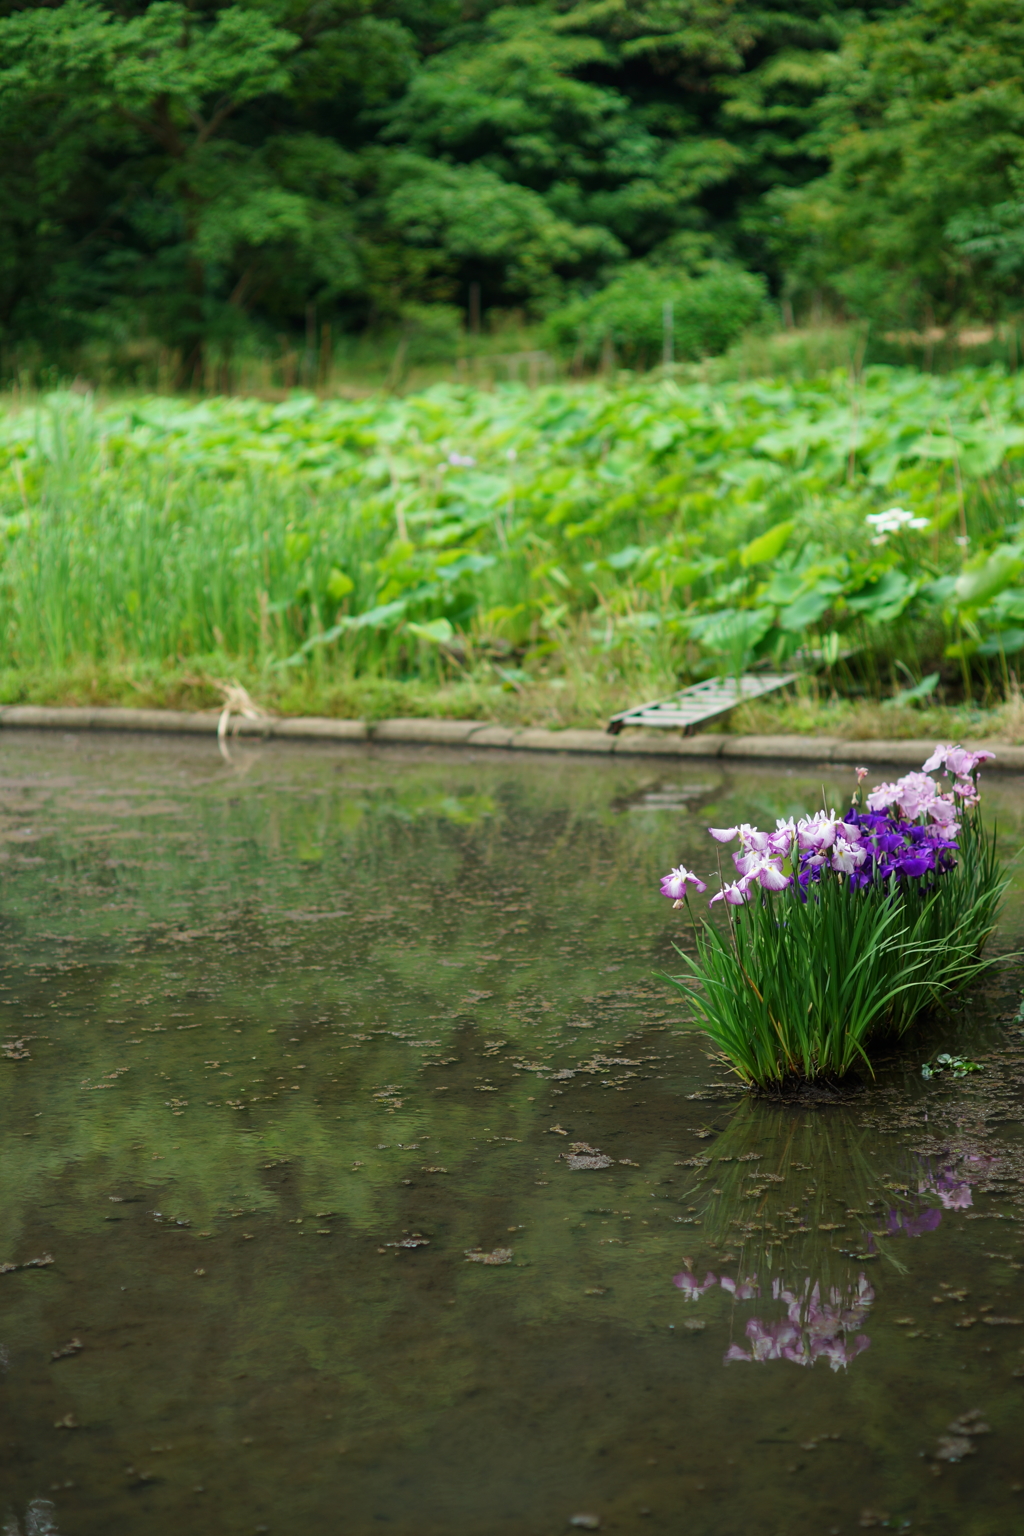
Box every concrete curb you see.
[0,704,1020,771]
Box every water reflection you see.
[675,1264,874,1371]
[2,1501,60,1536]
[669,1099,1000,1372]
[1,734,1023,1535]
[722,1275,873,1371]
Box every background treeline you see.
[2,0,1024,385]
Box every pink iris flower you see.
[659,865,708,900]
[865,781,900,813]
[734,851,790,889]
[894,771,941,819]
[922,744,996,776]
[948,746,995,776]
[709,823,770,853]
[768,819,796,858]
[670,743,984,910]
[796,812,841,852]
[868,771,946,821]
[927,795,959,828]
[921,744,950,773]
[750,857,792,891]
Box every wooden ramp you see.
[606,672,796,736]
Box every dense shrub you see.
[544,265,769,365]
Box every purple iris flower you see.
[883,1207,943,1237]
[665,751,974,909]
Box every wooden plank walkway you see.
[606,672,796,736]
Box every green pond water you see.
[1,731,1024,1536]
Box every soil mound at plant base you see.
[753,1074,865,1105]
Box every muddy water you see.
[0,731,1023,1536]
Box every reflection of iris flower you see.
[673,1269,874,1372]
[719,1274,759,1300]
[673,1108,994,1379]
[868,1152,985,1248]
[865,1153,984,1246]
[672,1269,719,1300]
[724,1318,801,1364]
[936,1181,973,1210]
[884,1207,942,1238]
[927,1167,974,1211]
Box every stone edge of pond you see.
[0,704,1021,771]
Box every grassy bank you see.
[5,656,1024,744]
[3,369,1024,736]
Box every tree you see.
[0,0,410,376]
[372,151,623,309]
[776,0,1024,325]
[0,0,943,369]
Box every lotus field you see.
[2,367,1024,717]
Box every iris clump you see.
[661,747,1007,1088]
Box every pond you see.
[1,731,1023,1536]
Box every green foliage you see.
[5,0,1024,366]
[920,1052,983,1079]
[740,520,794,568]
[954,545,1024,612]
[780,0,1024,326]
[916,796,1006,969]
[377,2,748,258]
[665,808,1005,1087]
[3,0,982,369]
[666,879,943,1084]
[377,152,622,308]
[0,0,382,372]
[544,263,768,363]
[4,366,1024,696]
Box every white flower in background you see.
[865,507,930,544]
